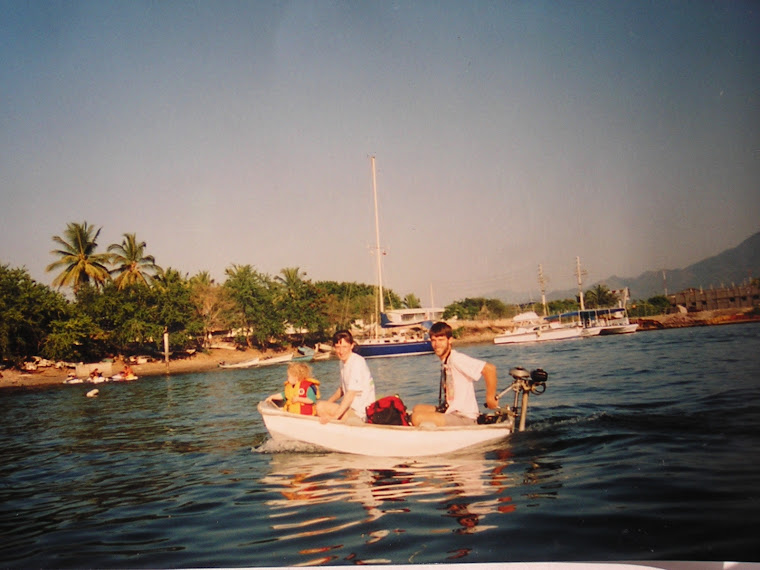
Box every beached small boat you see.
[258,367,548,457]
[219,357,260,369]
[257,353,294,367]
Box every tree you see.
[108,233,163,289]
[0,264,69,364]
[189,271,234,347]
[629,295,672,318]
[547,298,579,315]
[403,293,421,309]
[46,221,112,292]
[443,297,511,320]
[43,312,104,363]
[224,264,282,346]
[584,284,616,309]
[275,267,306,293]
[152,268,203,350]
[274,267,329,340]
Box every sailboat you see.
[354,157,434,359]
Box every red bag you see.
[366,395,410,426]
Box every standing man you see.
[316,330,376,423]
[411,321,498,426]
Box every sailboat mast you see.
[576,256,585,311]
[538,264,547,317]
[371,156,385,314]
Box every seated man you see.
[411,321,498,426]
[316,330,375,423]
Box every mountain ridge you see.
[485,231,760,303]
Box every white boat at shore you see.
[494,312,581,345]
[258,367,548,457]
[257,353,294,367]
[219,357,260,369]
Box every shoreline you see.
[2,308,758,391]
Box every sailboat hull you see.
[355,339,433,358]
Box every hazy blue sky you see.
[2,1,758,304]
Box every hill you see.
[603,231,760,300]
[486,231,760,303]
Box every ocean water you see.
[1,324,759,567]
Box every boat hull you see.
[494,325,581,345]
[257,401,513,457]
[355,339,433,358]
[219,358,260,369]
[598,323,639,335]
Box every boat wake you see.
[254,438,326,454]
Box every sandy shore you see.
[2,308,757,390]
[0,347,276,390]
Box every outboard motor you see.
[478,366,549,430]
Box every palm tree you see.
[275,267,306,296]
[108,233,162,289]
[403,293,421,309]
[46,221,112,292]
[585,284,616,308]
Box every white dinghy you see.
[258,367,548,457]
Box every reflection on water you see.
[258,448,526,564]
[3,325,757,565]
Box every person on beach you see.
[266,361,321,416]
[410,321,499,426]
[316,330,375,423]
[88,368,105,383]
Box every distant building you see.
[669,284,760,312]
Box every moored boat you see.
[578,307,639,336]
[355,157,434,359]
[258,366,548,457]
[354,336,433,359]
[494,311,581,345]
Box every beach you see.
[2,308,757,390]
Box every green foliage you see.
[548,298,579,314]
[443,297,512,320]
[314,280,401,331]
[108,232,163,289]
[584,284,617,309]
[629,295,672,317]
[0,265,69,364]
[189,271,234,346]
[224,264,283,346]
[46,221,112,292]
[403,293,421,309]
[273,268,330,341]
[43,313,104,362]
[75,270,201,356]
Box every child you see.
[266,362,320,415]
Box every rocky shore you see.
[2,308,757,391]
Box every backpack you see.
[366,395,410,426]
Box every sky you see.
[1,1,758,305]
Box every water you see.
[1,324,759,567]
